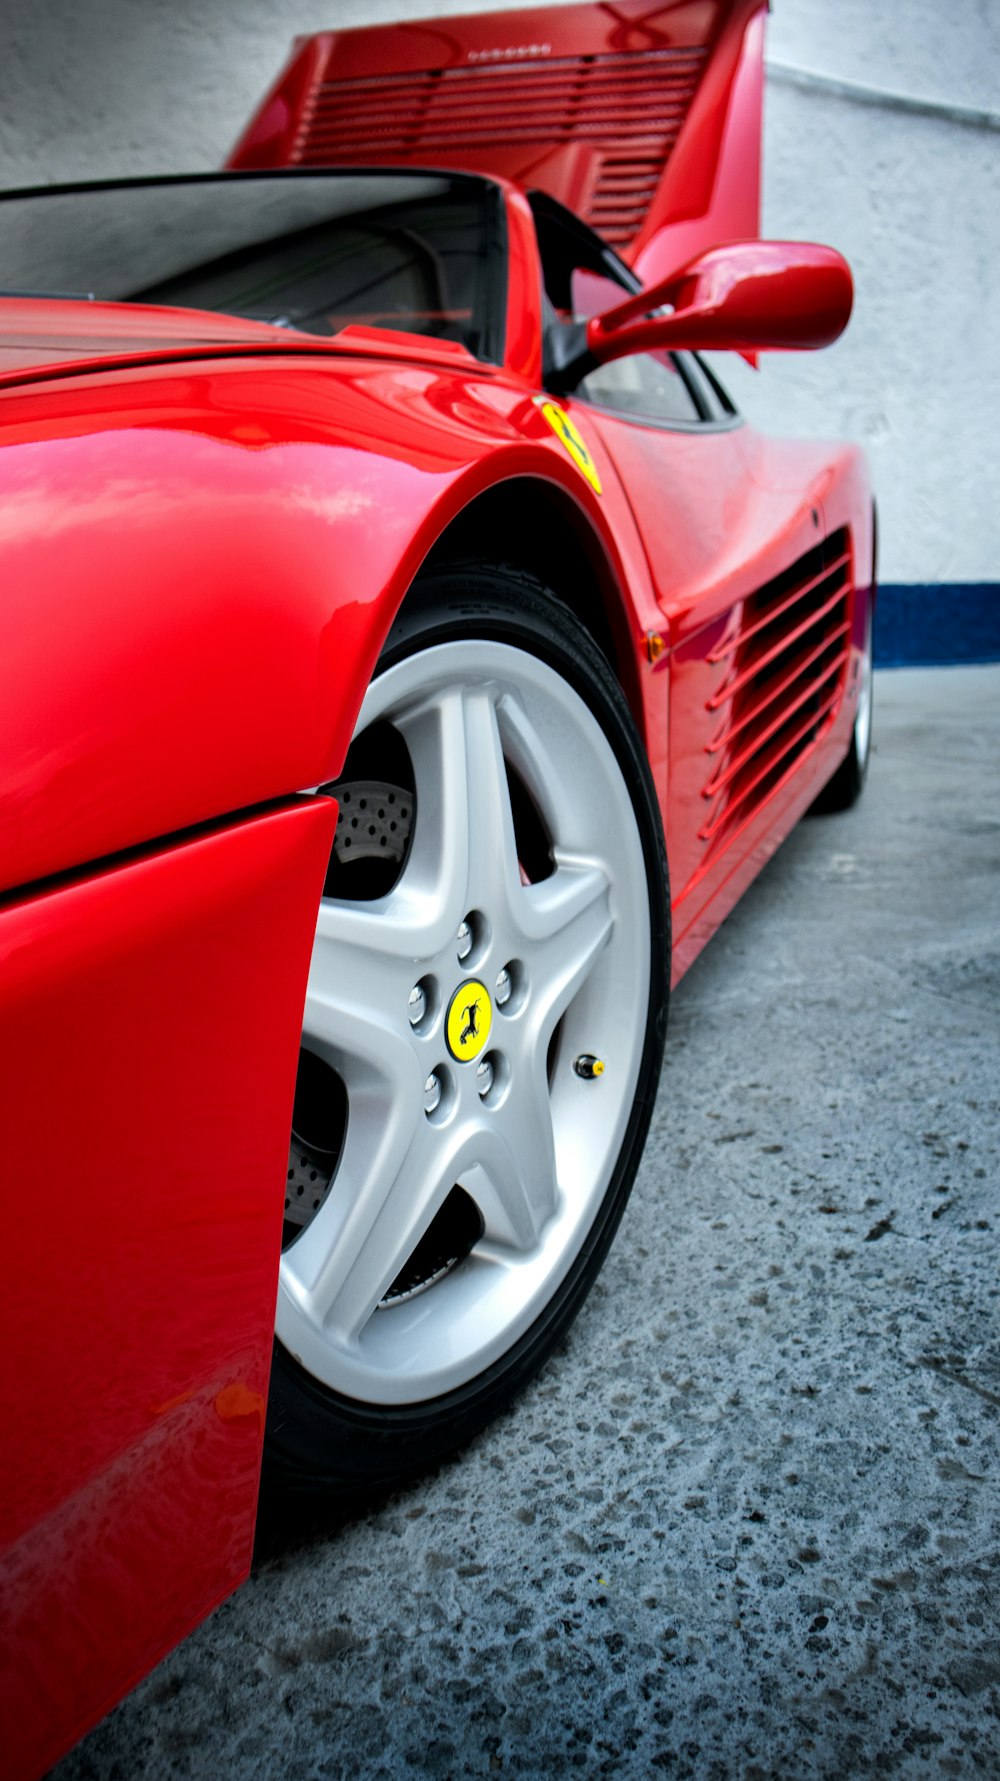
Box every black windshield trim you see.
[0,168,509,369]
[0,166,502,204]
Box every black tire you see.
[812,608,874,813]
[266,566,669,1494]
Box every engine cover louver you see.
[699,529,854,853]
[294,47,707,252]
[228,3,766,276]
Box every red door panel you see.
[587,417,815,854]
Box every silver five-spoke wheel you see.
[267,568,668,1491]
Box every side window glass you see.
[566,268,703,427]
[577,349,703,425]
[682,351,738,422]
[531,194,715,429]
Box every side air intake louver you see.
[293,47,707,251]
[699,529,853,851]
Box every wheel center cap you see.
[446,980,492,1062]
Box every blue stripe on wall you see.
[875,584,1000,667]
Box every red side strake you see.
[228,0,766,278]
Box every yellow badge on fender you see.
[538,401,602,494]
[446,981,492,1063]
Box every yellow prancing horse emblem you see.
[538,400,603,494]
[446,980,492,1062]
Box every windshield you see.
[0,171,505,363]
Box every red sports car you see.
[0,4,872,1772]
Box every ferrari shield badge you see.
[446,981,492,1062]
[538,400,602,495]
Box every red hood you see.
[229,0,766,285]
[0,298,297,385]
[0,299,483,388]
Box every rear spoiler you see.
[228,0,767,284]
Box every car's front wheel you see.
[267,566,669,1492]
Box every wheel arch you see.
[414,474,647,733]
[0,377,656,896]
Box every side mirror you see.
[547,241,853,391]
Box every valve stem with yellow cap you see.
[573,1054,605,1080]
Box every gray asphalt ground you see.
[58,667,999,1781]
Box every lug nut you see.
[476,1058,494,1098]
[424,1072,442,1115]
[495,967,512,1007]
[573,1054,605,1080]
[408,984,426,1027]
[457,919,473,962]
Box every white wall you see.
[718,0,1000,585]
[2,0,996,583]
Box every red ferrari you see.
[0,3,873,1772]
